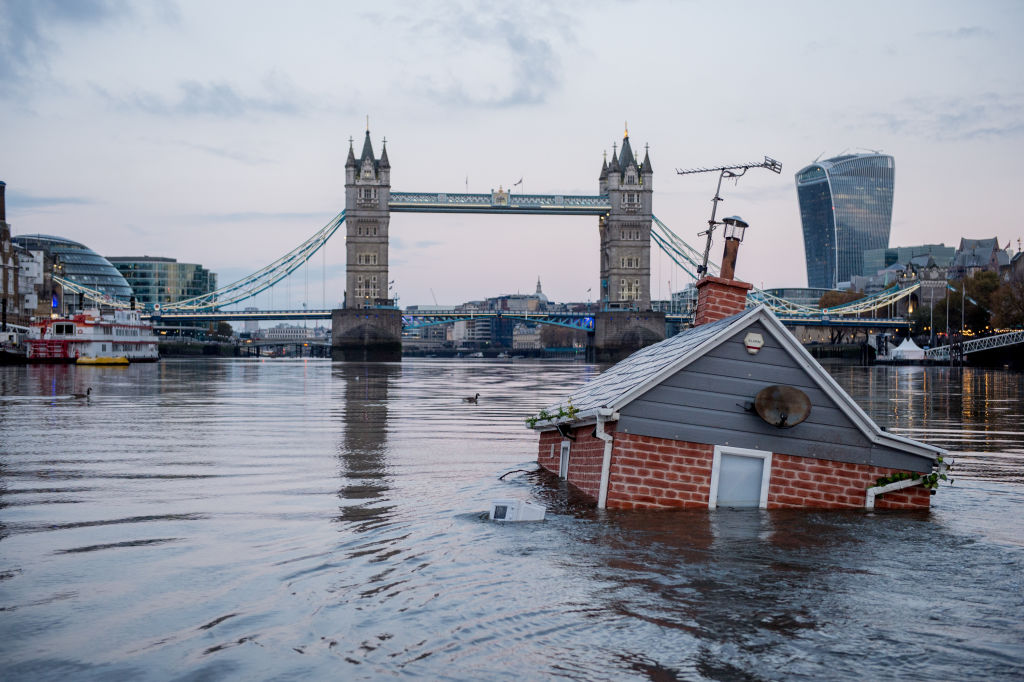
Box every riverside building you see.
[795,153,895,289]
[106,256,216,309]
[11,234,134,305]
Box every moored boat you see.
[1,330,27,364]
[26,307,159,363]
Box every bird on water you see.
[71,387,92,400]
[463,393,480,404]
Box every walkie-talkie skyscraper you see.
[795,153,894,288]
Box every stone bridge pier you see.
[591,311,667,362]
[331,309,402,362]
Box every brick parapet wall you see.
[694,276,753,326]
[768,453,931,509]
[536,422,617,501]
[607,434,714,510]
[538,428,931,510]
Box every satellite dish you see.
[754,385,811,428]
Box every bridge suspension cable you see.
[160,211,346,312]
[52,276,130,309]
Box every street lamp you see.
[719,215,749,280]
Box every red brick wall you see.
[768,453,931,509]
[536,422,616,501]
[694,276,753,326]
[606,433,714,510]
[538,430,931,510]
[537,430,561,472]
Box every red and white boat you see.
[26,307,159,364]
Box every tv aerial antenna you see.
[675,156,782,276]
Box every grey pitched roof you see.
[543,309,750,415]
[345,140,357,168]
[619,135,635,171]
[641,148,652,174]
[379,141,390,169]
[958,237,998,252]
[359,130,376,170]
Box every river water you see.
[1,359,1022,680]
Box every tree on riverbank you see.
[911,271,1001,337]
[991,281,1024,329]
[817,289,867,343]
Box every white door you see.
[709,446,772,509]
[559,441,571,479]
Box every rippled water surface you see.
[1,359,1022,680]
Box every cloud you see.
[390,237,445,252]
[0,0,129,93]
[394,3,569,109]
[176,141,274,165]
[853,93,1024,141]
[197,211,327,223]
[96,72,307,118]
[918,26,996,40]
[5,190,94,212]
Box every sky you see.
[2,0,1022,309]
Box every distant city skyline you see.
[2,1,1022,307]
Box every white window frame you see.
[559,440,571,479]
[708,445,773,509]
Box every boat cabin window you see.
[54,323,75,335]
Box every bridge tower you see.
[599,127,653,310]
[593,128,665,361]
[344,130,391,308]
[333,128,402,361]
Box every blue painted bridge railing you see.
[403,310,595,331]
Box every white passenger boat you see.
[26,307,159,363]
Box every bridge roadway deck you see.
[388,191,611,215]
[150,309,910,331]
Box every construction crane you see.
[676,156,782,276]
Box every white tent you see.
[892,337,926,360]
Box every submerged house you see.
[528,274,947,510]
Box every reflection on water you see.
[826,364,1024,483]
[0,359,1022,680]
[335,363,396,530]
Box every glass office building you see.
[12,234,134,300]
[795,153,894,288]
[107,256,216,308]
[862,244,955,277]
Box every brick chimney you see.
[693,218,753,325]
[694,275,752,325]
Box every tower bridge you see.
[333,125,662,360]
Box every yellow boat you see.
[77,356,130,366]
